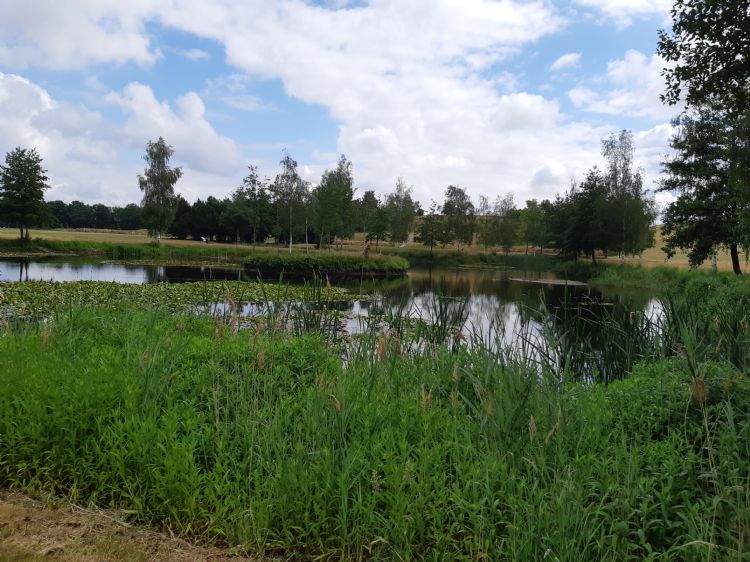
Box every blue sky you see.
[0,0,679,208]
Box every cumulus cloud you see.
[0,73,243,204]
[106,82,243,176]
[0,1,678,205]
[568,50,679,120]
[550,53,581,71]
[0,0,159,69]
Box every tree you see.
[442,185,475,249]
[312,155,355,247]
[417,201,445,256]
[601,130,657,258]
[386,177,419,246]
[114,203,143,231]
[659,104,750,274]
[239,165,273,243]
[493,194,518,254]
[357,190,379,232]
[567,170,610,263]
[657,0,750,113]
[367,206,391,251]
[138,137,182,244]
[168,197,192,239]
[477,195,492,249]
[270,152,309,251]
[0,147,50,241]
[519,199,548,254]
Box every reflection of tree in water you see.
[145,266,168,284]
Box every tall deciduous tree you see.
[312,155,355,247]
[601,130,657,258]
[660,104,750,274]
[519,199,547,254]
[442,185,475,249]
[417,201,445,256]
[367,206,390,251]
[493,194,518,254]
[0,147,50,241]
[386,177,419,246]
[270,152,309,252]
[657,0,750,113]
[138,137,182,244]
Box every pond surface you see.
[0,257,657,342]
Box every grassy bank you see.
[0,298,748,560]
[244,253,409,277]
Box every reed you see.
[0,298,747,560]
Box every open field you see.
[1,227,745,272]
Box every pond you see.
[0,257,657,336]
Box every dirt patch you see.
[0,491,258,562]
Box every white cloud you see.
[568,50,679,120]
[180,48,210,61]
[0,1,159,69]
[550,52,581,71]
[573,0,672,26]
[0,2,677,206]
[106,82,243,176]
[0,73,242,205]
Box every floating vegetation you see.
[0,280,352,318]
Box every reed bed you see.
[0,284,748,560]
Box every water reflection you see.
[1,258,658,363]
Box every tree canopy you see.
[0,147,50,241]
[138,137,182,243]
[657,0,750,112]
[660,103,750,274]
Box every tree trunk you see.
[591,249,597,264]
[730,243,742,275]
[19,226,24,241]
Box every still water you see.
[0,257,657,346]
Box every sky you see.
[0,0,682,209]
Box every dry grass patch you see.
[0,491,258,562]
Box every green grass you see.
[0,303,748,560]
[244,252,409,275]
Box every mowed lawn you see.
[0,226,744,272]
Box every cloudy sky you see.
[0,0,681,208]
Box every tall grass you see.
[244,253,409,276]
[0,301,747,560]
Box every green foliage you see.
[415,201,446,255]
[442,185,475,248]
[244,252,409,275]
[657,0,750,112]
[660,104,750,274]
[386,178,419,245]
[311,156,355,246]
[269,152,310,246]
[138,138,182,243]
[0,280,350,318]
[0,307,747,560]
[0,147,50,241]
